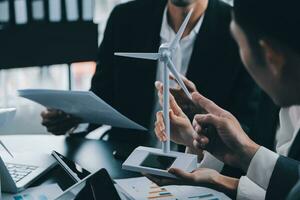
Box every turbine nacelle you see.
[159,44,172,62]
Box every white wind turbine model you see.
[115,9,193,154]
[118,9,197,178]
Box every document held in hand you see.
[18,89,147,131]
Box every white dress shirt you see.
[276,106,300,156]
[151,6,205,128]
[237,106,300,200]
[156,7,205,85]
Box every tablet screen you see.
[140,153,176,170]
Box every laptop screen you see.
[55,169,121,200]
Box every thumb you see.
[194,114,223,129]
[169,110,179,121]
[170,110,186,127]
[169,93,183,116]
[168,168,193,181]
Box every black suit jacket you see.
[265,126,300,199]
[266,155,300,200]
[90,0,259,143]
[287,170,300,200]
[243,93,300,199]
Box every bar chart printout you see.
[2,184,62,200]
[115,177,231,200]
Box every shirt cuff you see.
[197,151,224,172]
[247,146,279,190]
[70,123,89,134]
[237,176,266,200]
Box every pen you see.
[0,140,14,158]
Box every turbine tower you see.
[115,9,193,154]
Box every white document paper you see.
[115,177,176,200]
[2,184,63,200]
[166,185,231,200]
[115,177,231,200]
[0,108,16,127]
[18,89,147,131]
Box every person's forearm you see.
[237,140,260,172]
[212,174,239,199]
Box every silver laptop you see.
[0,153,56,193]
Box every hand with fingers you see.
[145,167,239,198]
[154,96,194,146]
[190,92,260,172]
[156,75,203,120]
[154,84,203,157]
[41,108,82,135]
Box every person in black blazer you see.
[148,0,300,199]
[41,0,259,145]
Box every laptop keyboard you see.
[5,163,38,183]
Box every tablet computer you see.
[55,168,121,200]
[123,146,197,178]
[51,151,91,182]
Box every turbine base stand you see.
[122,146,197,178]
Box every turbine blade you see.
[114,52,160,60]
[170,9,193,51]
[166,57,192,100]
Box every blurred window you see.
[0,0,128,134]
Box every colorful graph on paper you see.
[115,177,231,200]
[2,184,62,200]
[12,194,49,200]
[147,182,175,199]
